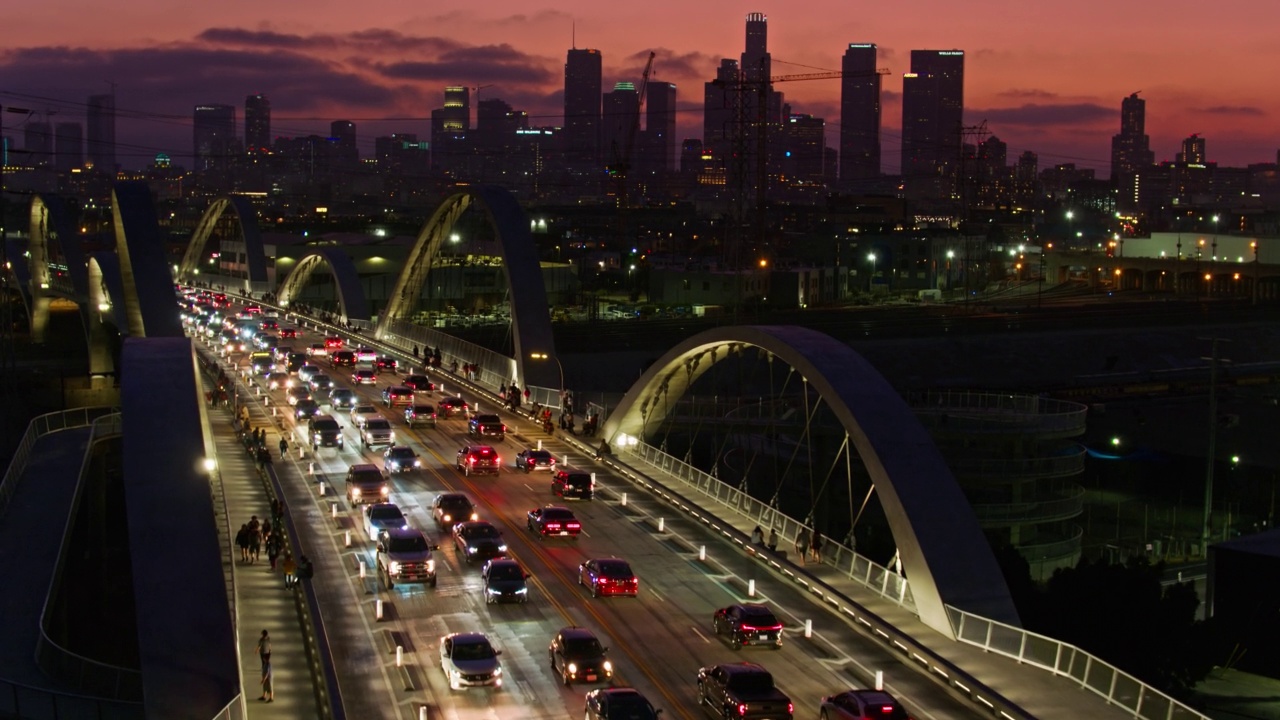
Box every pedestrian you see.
[499,383,507,401]
[259,659,274,702]
[249,523,262,564]
[261,519,273,543]
[236,524,250,562]
[282,553,297,588]
[256,446,271,469]
[767,529,779,553]
[278,436,288,459]
[751,525,765,546]
[270,498,283,527]
[594,438,611,460]
[795,526,810,565]
[412,344,420,359]
[523,387,531,405]
[810,529,824,564]
[267,532,283,570]
[256,629,271,670]
[297,555,314,582]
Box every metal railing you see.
[0,407,119,520]
[948,446,1087,481]
[1017,526,1085,565]
[970,482,1087,526]
[906,390,1089,437]
[947,605,1211,720]
[624,440,916,611]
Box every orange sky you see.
[2,0,1276,171]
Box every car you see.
[279,326,299,339]
[468,414,507,441]
[363,502,409,542]
[552,470,595,500]
[527,506,581,540]
[403,375,435,394]
[481,558,530,604]
[405,404,437,428]
[549,626,612,685]
[577,558,637,597]
[308,373,335,394]
[249,351,274,374]
[354,346,377,363]
[297,364,321,383]
[515,449,556,473]
[307,415,344,451]
[382,385,414,407]
[345,463,389,505]
[285,353,307,374]
[331,350,357,368]
[438,396,470,418]
[324,336,344,351]
[351,369,378,385]
[293,398,321,420]
[376,527,438,588]
[286,386,313,406]
[456,446,500,476]
[819,690,912,720]
[360,418,395,448]
[330,388,358,410]
[712,604,784,650]
[272,346,294,362]
[375,356,399,373]
[452,521,507,564]
[266,371,292,390]
[350,404,380,428]
[584,687,662,720]
[243,304,262,315]
[258,319,278,332]
[383,445,420,473]
[438,632,502,690]
[306,343,328,357]
[432,493,477,528]
[697,663,793,720]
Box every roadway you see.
[194,304,987,720]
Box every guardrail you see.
[949,446,1087,481]
[0,407,119,520]
[947,606,1211,720]
[970,482,1087,526]
[906,390,1089,437]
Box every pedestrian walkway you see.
[208,398,322,717]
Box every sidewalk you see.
[207,396,322,717]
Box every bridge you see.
[0,182,1214,720]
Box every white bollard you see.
[308,461,314,476]
[331,502,337,519]
[255,386,261,396]
[263,397,268,407]
[298,447,305,459]
[804,619,813,638]
[457,391,461,398]
[318,481,326,496]
[875,670,884,691]
[376,599,384,621]
[272,407,277,417]
[621,493,627,507]
[419,707,428,720]
[748,579,756,597]
[537,440,542,451]
[699,545,706,561]
[396,646,403,668]
[345,530,351,547]
[657,518,665,532]
[359,560,366,579]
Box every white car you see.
[363,503,409,542]
[355,346,378,363]
[350,404,380,428]
[439,633,502,690]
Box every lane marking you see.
[689,626,711,644]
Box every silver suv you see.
[361,418,395,449]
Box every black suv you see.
[552,470,594,500]
[308,415,344,451]
[548,626,613,686]
[468,414,506,441]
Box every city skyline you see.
[0,1,1276,171]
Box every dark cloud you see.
[999,88,1058,99]
[970,103,1113,126]
[1196,105,1264,116]
[197,28,329,51]
[374,46,555,85]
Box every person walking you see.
[270,498,284,528]
[248,522,262,564]
[282,553,297,589]
[236,524,250,563]
[278,436,288,459]
[795,526,810,565]
[810,529,824,564]
[259,659,274,702]
[267,531,283,570]
[255,629,271,672]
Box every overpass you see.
[1,183,1217,720]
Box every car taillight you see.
[568,522,580,530]
[468,457,475,465]
[878,706,895,714]
[737,704,747,717]
[547,522,560,531]
[787,703,794,714]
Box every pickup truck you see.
[468,414,507,441]
[696,662,793,720]
[345,463,389,506]
[376,527,438,589]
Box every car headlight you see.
[469,512,479,521]
[567,663,577,674]
[369,528,379,541]
[467,546,477,554]
[487,587,500,595]
[414,459,421,467]
[493,667,502,677]
[515,587,527,594]
[388,432,396,444]
[497,544,507,552]
[351,488,362,498]
[441,514,452,523]
[380,485,389,496]
[426,559,435,572]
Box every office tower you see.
[703,58,740,164]
[840,43,881,182]
[330,120,357,165]
[1015,150,1038,204]
[476,99,526,145]
[86,94,116,171]
[1178,133,1206,164]
[245,94,271,153]
[783,113,826,182]
[24,122,53,167]
[440,86,470,135]
[193,104,238,171]
[680,139,704,175]
[900,49,965,199]
[1110,92,1154,180]
[742,12,771,83]
[603,82,640,171]
[564,48,603,171]
[644,82,678,173]
[54,122,84,173]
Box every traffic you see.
[180,287,976,720]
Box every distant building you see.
[23,122,53,167]
[1178,133,1207,165]
[244,93,271,154]
[782,114,827,184]
[900,49,965,201]
[86,93,116,171]
[840,43,882,184]
[54,122,83,173]
[1111,92,1155,211]
[193,104,238,171]
[643,81,678,174]
[431,87,470,175]
[330,120,358,165]
[564,48,603,174]
[603,82,639,174]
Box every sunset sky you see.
[2,0,1276,172]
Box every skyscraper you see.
[1110,92,1154,181]
[741,12,771,83]
[193,104,238,171]
[23,122,53,167]
[703,58,740,165]
[86,94,116,171]
[839,43,881,183]
[330,120,357,165]
[54,122,83,173]
[602,82,639,171]
[900,50,965,199]
[245,94,271,154]
[564,48,603,172]
[1178,133,1206,164]
[644,81,678,173]
[440,86,470,135]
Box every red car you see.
[279,327,299,339]
[526,506,581,539]
[456,445,501,476]
[324,336,344,351]
[577,558,637,597]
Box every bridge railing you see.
[0,407,120,520]
[624,440,916,611]
[946,605,1211,720]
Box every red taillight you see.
[547,523,560,531]
[879,706,894,714]
[740,623,783,633]
[567,522,580,530]
[737,704,747,717]
[787,702,793,714]
[468,457,475,465]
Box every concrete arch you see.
[27,195,87,342]
[85,253,124,375]
[375,185,558,389]
[276,248,371,325]
[111,182,183,338]
[601,325,1020,637]
[179,196,269,295]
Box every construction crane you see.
[606,51,656,208]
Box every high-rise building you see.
[603,82,640,171]
[839,43,881,183]
[54,122,84,173]
[330,120,357,165]
[703,58,740,164]
[1178,133,1206,164]
[440,86,470,135]
[643,82,678,174]
[742,12,771,83]
[193,104,238,171]
[86,94,116,171]
[564,48,603,172]
[900,50,965,199]
[782,113,827,183]
[24,122,53,167]
[245,94,271,154]
[1110,92,1154,180]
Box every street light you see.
[529,352,565,407]
[946,249,955,292]
[867,252,877,293]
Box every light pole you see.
[946,249,954,294]
[1252,240,1259,304]
[529,352,565,407]
[867,252,877,293]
